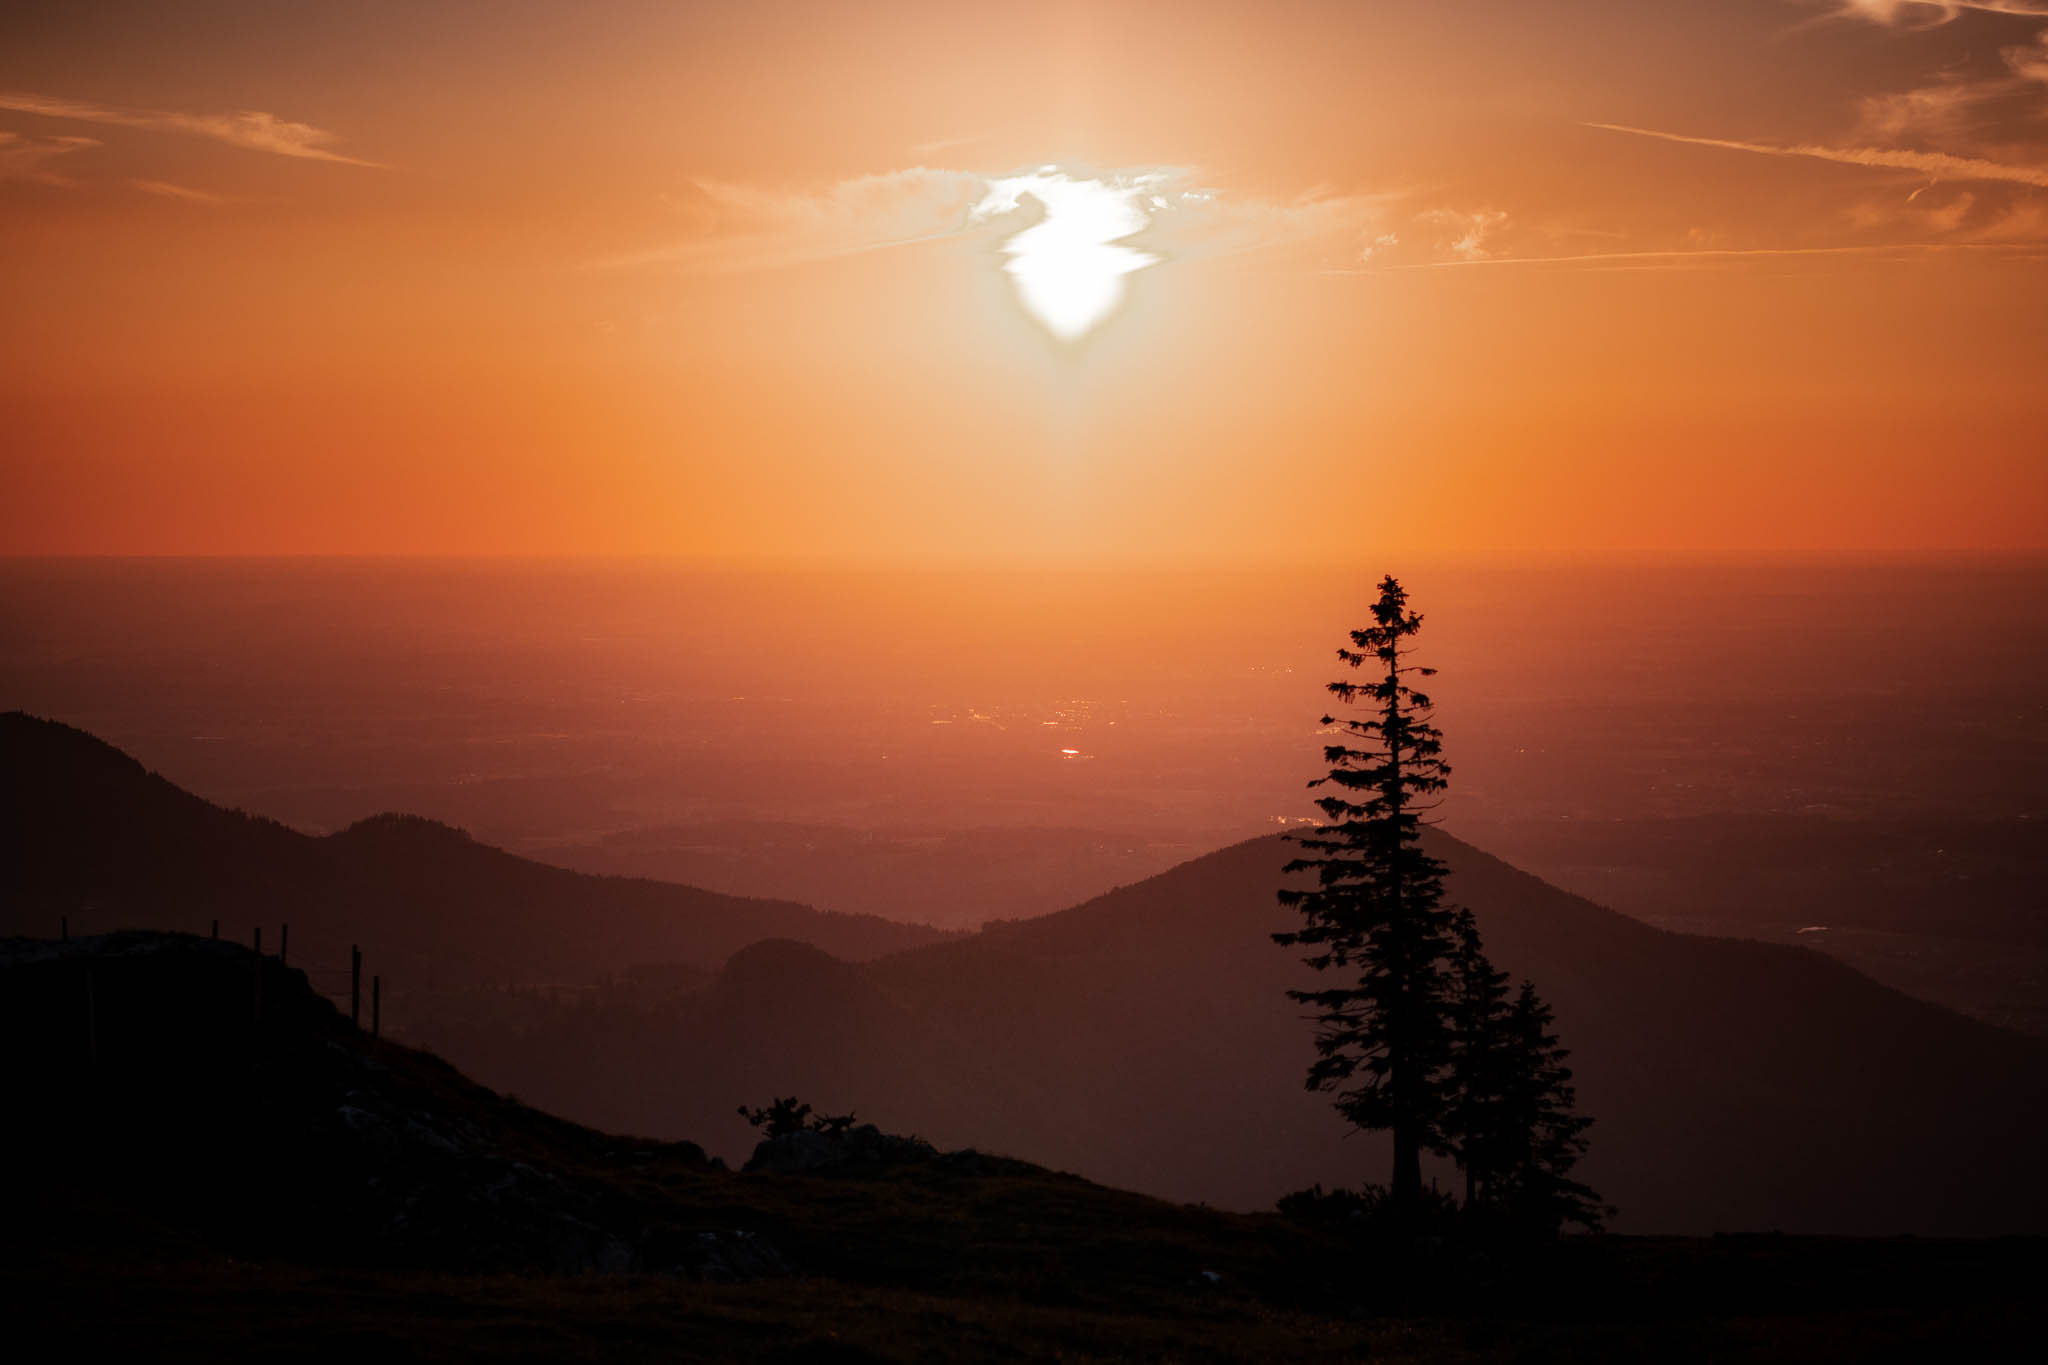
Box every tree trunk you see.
[1392,1120,1422,1211]
[1386,643,1417,1212]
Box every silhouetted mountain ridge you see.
[0,712,951,985]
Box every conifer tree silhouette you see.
[1487,982,1606,1234]
[1443,907,1516,1208]
[1441,909,1606,1232]
[1277,575,1457,1214]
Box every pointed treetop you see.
[1337,575,1428,673]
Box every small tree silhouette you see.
[1441,910,1605,1233]
[1484,983,1606,1235]
[1443,908,1516,1208]
[1277,574,1458,1215]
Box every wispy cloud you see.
[608,156,2041,286]
[909,135,982,159]
[603,168,990,272]
[0,130,99,185]
[1573,4,2048,268]
[0,91,379,166]
[1820,1,2048,23]
[1843,11,2048,141]
[1858,74,2001,141]
[131,178,233,204]
[2010,28,2048,80]
[1141,182,1403,262]
[1587,121,2048,188]
[600,165,1398,275]
[1381,240,2048,270]
[1420,207,1510,260]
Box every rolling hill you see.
[420,836,2048,1235]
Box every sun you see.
[971,168,1166,342]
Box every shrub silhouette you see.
[738,1096,858,1138]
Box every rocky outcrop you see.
[744,1123,939,1173]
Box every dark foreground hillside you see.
[6,932,2040,1363]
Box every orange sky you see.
[2,0,2044,560]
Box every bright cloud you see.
[606,164,1399,338]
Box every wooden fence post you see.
[372,975,381,1039]
[351,945,362,1027]
[211,919,219,940]
[254,926,261,956]
[85,964,97,1066]
[280,923,289,965]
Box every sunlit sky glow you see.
[1,0,2045,559]
[971,168,1174,341]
